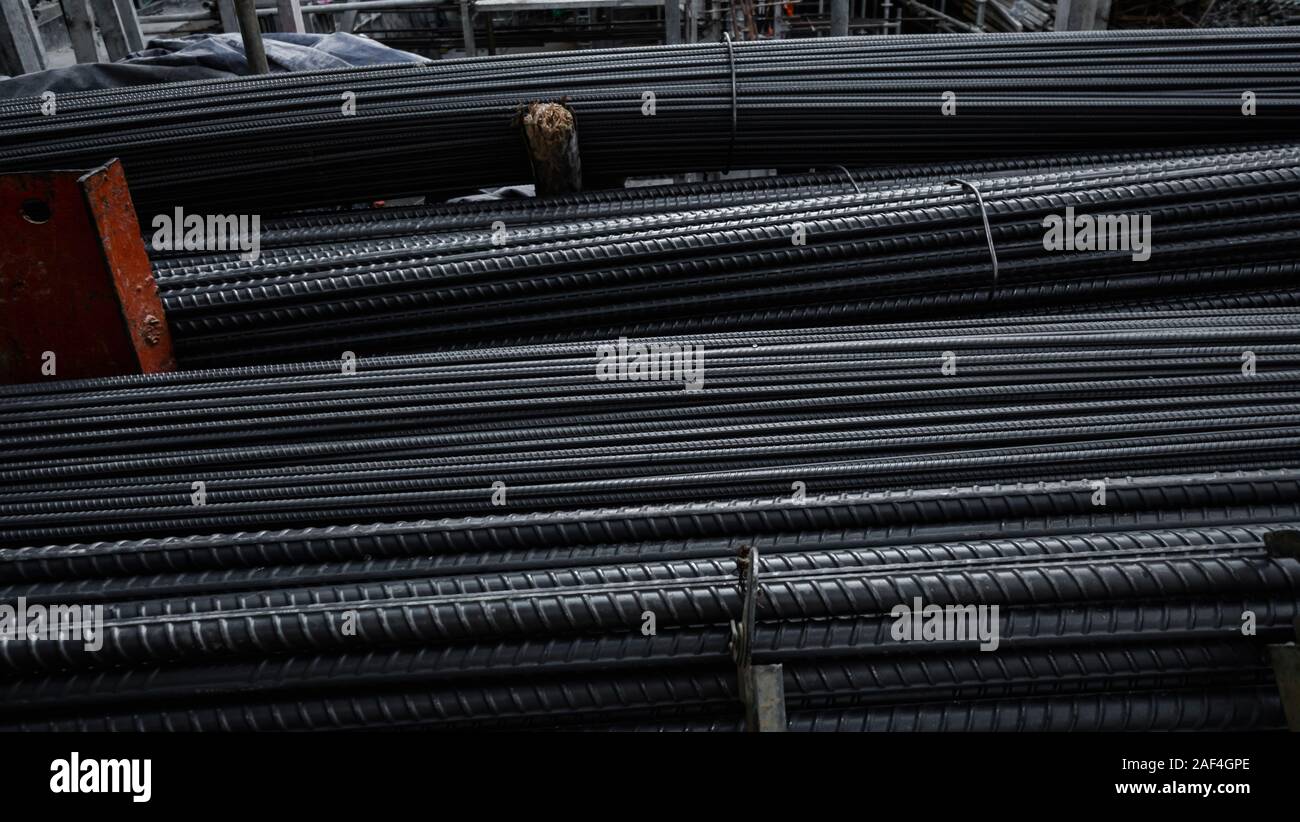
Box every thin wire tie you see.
[723,32,738,174]
[834,165,862,194]
[948,178,999,300]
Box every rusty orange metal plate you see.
[0,160,175,384]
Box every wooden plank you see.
[458,0,474,55]
[0,0,48,74]
[747,665,786,732]
[663,0,679,43]
[59,0,100,63]
[217,0,239,32]
[87,0,131,60]
[1268,643,1300,732]
[113,0,144,51]
[275,0,306,31]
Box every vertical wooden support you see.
[0,0,48,75]
[1264,531,1300,731]
[1269,641,1300,732]
[0,161,175,384]
[217,0,239,33]
[663,0,680,44]
[1053,0,1072,28]
[59,0,99,63]
[830,0,848,35]
[458,0,475,56]
[87,0,130,60]
[747,665,787,731]
[522,102,582,197]
[275,0,305,32]
[113,0,144,51]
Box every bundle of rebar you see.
[4,28,1300,732]
[1,29,1298,214]
[150,143,1300,366]
[0,312,1296,729]
[0,520,1294,730]
[3,310,1298,543]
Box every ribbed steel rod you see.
[126,144,1300,365]
[2,30,1298,215]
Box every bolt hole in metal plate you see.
[20,198,51,224]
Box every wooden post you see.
[663,0,679,44]
[275,0,305,32]
[113,0,144,51]
[59,0,100,63]
[217,0,239,32]
[1269,642,1300,732]
[522,102,582,197]
[458,0,475,56]
[87,0,131,60]
[0,0,48,74]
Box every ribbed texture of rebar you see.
[140,143,1300,364]
[3,31,1299,729]
[0,311,1295,730]
[2,30,1298,215]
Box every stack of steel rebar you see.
[1,29,1298,213]
[149,143,1300,366]
[0,313,1295,729]
[3,28,1299,733]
